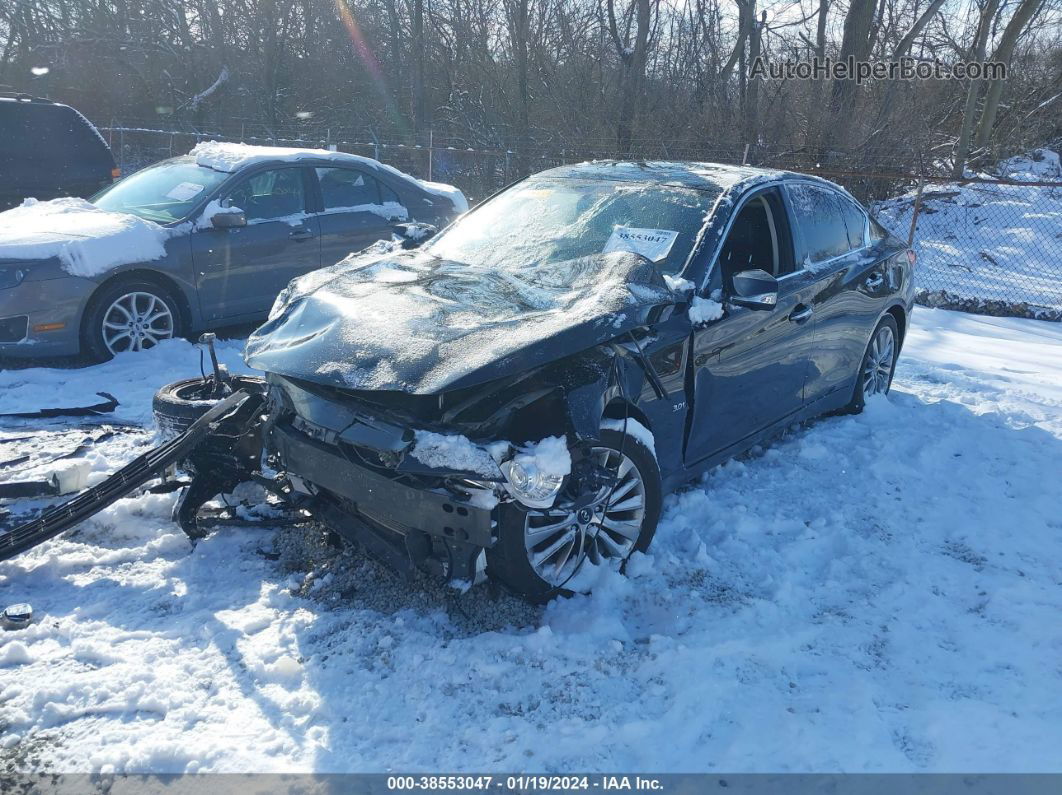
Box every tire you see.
[844,314,899,414]
[82,278,183,361]
[153,376,267,438]
[486,427,662,602]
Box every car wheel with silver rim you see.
[486,426,661,601]
[101,291,175,354]
[82,279,183,361]
[845,314,899,413]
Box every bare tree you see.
[974,0,1048,152]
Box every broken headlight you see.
[499,457,565,509]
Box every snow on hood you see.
[0,198,175,277]
[191,141,469,213]
[244,247,676,395]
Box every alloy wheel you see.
[102,291,175,354]
[523,446,646,587]
[862,324,895,397]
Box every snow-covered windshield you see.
[427,178,719,275]
[93,159,229,223]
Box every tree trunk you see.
[822,0,876,155]
[952,0,1001,178]
[412,0,428,144]
[505,0,531,174]
[973,0,1045,152]
[743,8,764,160]
[608,0,651,156]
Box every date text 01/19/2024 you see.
[386,776,666,791]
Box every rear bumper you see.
[270,420,494,548]
[0,277,90,358]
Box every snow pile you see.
[512,436,571,479]
[2,310,1061,772]
[1,309,1062,771]
[190,141,468,212]
[410,430,502,476]
[0,198,175,277]
[662,274,695,292]
[997,147,1061,180]
[689,295,724,324]
[874,148,1062,314]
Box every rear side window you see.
[316,167,385,209]
[837,195,869,249]
[378,181,403,206]
[787,183,851,264]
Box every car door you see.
[685,187,816,462]
[312,166,407,267]
[191,165,320,321]
[785,182,897,405]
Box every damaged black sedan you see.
[245,161,915,600]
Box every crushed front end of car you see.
[243,239,677,594]
[262,373,506,583]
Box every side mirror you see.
[392,222,438,249]
[729,269,778,310]
[211,210,247,229]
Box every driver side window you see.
[718,188,793,290]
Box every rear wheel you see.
[845,315,899,413]
[82,279,182,361]
[486,428,662,602]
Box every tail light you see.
[906,249,917,266]
[111,167,122,179]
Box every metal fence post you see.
[908,177,925,247]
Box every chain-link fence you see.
[874,172,1062,321]
[101,125,1062,321]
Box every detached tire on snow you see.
[486,427,662,603]
[153,376,268,438]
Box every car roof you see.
[533,159,831,193]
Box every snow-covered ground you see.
[0,308,1060,773]
[875,148,1062,315]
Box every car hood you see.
[244,245,677,395]
[0,198,175,278]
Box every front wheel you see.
[845,315,899,413]
[486,427,662,602]
[82,279,183,361]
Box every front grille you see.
[0,316,28,343]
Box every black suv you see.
[0,90,117,210]
[247,161,915,601]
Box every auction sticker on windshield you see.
[166,182,206,201]
[603,226,679,262]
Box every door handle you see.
[865,273,884,290]
[289,228,313,241]
[789,305,813,324]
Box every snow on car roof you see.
[190,141,468,213]
[535,159,794,192]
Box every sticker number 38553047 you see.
[602,226,679,262]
